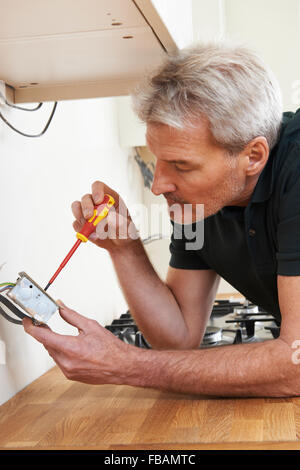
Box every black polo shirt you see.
[169,108,300,322]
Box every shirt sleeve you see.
[169,221,210,270]
[276,142,300,275]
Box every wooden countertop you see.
[1,365,300,450]
[1,293,297,450]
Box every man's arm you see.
[109,239,220,350]
[126,275,300,397]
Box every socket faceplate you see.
[7,272,58,324]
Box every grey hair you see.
[131,41,283,153]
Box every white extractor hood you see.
[0,0,193,104]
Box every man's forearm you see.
[126,337,300,397]
[109,239,190,349]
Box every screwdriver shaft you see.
[44,239,82,291]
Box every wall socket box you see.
[7,272,59,324]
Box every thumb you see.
[56,299,89,331]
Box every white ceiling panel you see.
[0,0,145,39]
[0,0,178,102]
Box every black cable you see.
[0,294,30,323]
[5,100,43,111]
[0,305,23,325]
[0,294,45,326]
[0,101,57,137]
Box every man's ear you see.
[244,136,269,176]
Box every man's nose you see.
[151,164,176,196]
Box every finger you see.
[91,181,105,205]
[81,194,94,219]
[22,317,70,351]
[73,220,82,232]
[45,346,65,363]
[71,201,86,225]
[73,219,98,243]
[45,345,58,360]
[92,181,120,209]
[57,300,91,332]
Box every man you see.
[24,42,300,397]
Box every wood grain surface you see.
[0,366,300,450]
[1,293,296,450]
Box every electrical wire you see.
[142,234,164,245]
[0,282,15,289]
[0,287,15,292]
[0,101,57,137]
[4,100,43,112]
[0,287,23,323]
[0,293,30,324]
[0,305,23,325]
[0,287,12,293]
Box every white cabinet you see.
[0,0,193,104]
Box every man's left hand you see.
[22,301,136,385]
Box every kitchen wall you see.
[0,97,143,405]
[192,0,300,113]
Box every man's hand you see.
[71,181,139,253]
[22,301,137,385]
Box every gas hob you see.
[105,298,280,349]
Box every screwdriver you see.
[44,194,115,291]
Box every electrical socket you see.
[0,80,7,105]
[7,272,59,324]
[0,340,6,365]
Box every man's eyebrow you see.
[161,157,195,164]
[167,160,191,164]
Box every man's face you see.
[146,120,247,223]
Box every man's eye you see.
[174,164,191,172]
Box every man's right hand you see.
[71,181,139,252]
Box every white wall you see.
[224,0,300,112]
[192,0,300,111]
[152,0,194,49]
[0,97,143,405]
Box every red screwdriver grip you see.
[76,194,115,242]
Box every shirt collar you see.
[250,146,276,204]
[250,111,294,204]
